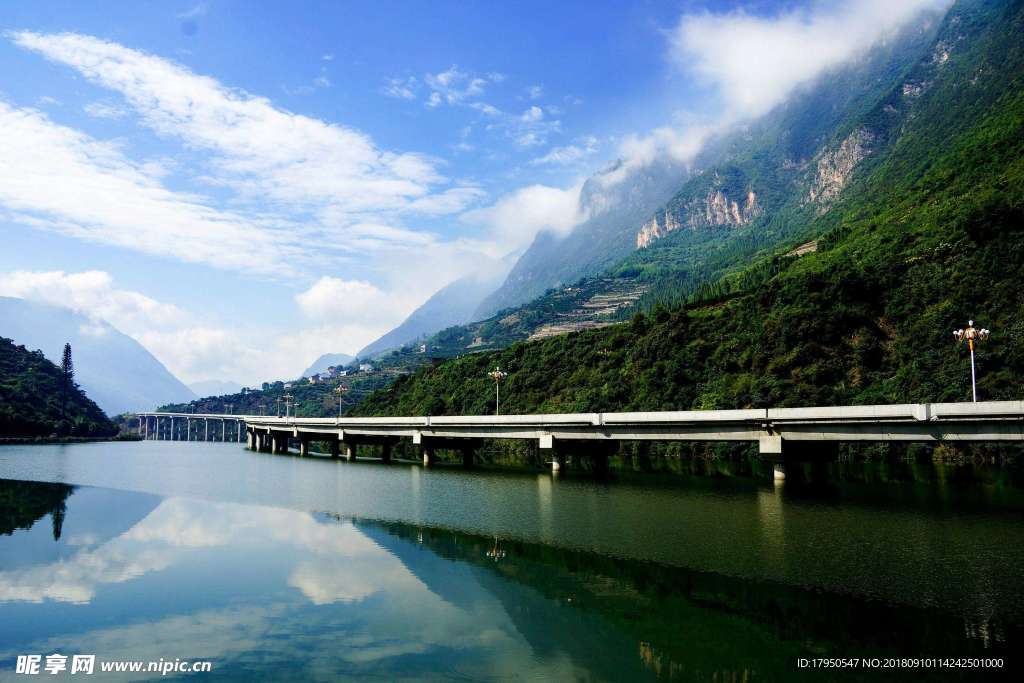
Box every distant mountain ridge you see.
[357,263,512,360]
[0,297,196,414]
[302,353,355,377]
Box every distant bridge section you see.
[136,412,248,443]
[137,401,1024,475]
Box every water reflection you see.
[1,477,1020,681]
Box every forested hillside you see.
[0,337,118,437]
[355,0,1024,418]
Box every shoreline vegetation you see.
[0,433,141,446]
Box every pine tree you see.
[60,343,74,420]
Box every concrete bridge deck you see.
[137,401,1024,474]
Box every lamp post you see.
[283,393,294,419]
[953,320,991,402]
[335,385,349,417]
[487,366,508,416]
[275,397,282,417]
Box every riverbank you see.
[0,433,141,446]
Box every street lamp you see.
[335,385,349,417]
[275,397,282,417]
[282,393,294,419]
[953,320,991,402]
[487,366,508,415]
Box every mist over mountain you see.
[358,258,514,360]
[0,297,196,414]
[472,4,948,322]
[473,156,689,319]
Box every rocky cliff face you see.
[806,127,873,211]
[636,188,761,248]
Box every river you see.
[1,441,1021,680]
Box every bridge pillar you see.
[271,433,284,454]
[759,435,784,480]
[298,434,309,457]
[345,443,356,461]
[238,421,244,443]
[246,429,253,450]
[461,442,476,469]
[381,442,393,464]
[421,444,436,467]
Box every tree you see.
[60,343,74,420]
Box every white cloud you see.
[462,182,586,251]
[177,4,207,20]
[10,31,452,219]
[0,270,186,332]
[531,136,598,166]
[669,0,950,121]
[607,0,948,178]
[295,277,395,324]
[0,104,298,275]
[83,100,128,119]
[469,101,501,117]
[424,65,489,105]
[519,105,543,123]
[527,85,543,100]
[384,76,418,100]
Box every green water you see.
[0,441,1021,680]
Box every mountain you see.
[354,0,1024,420]
[350,6,945,367]
[473,7,945,322]
[0,297,196,415]
[302,353,355,377]
[189,380,244,397]
[473,156,688,319]
[0,336,118,437]
[357,264,512,360]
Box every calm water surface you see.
[1,441,1022,681]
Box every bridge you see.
[136,412,247,443]
[137,401,1024,477]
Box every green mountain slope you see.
[0,337,118,437]
[354,0,1024,418]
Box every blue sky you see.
[0,0,946,385]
